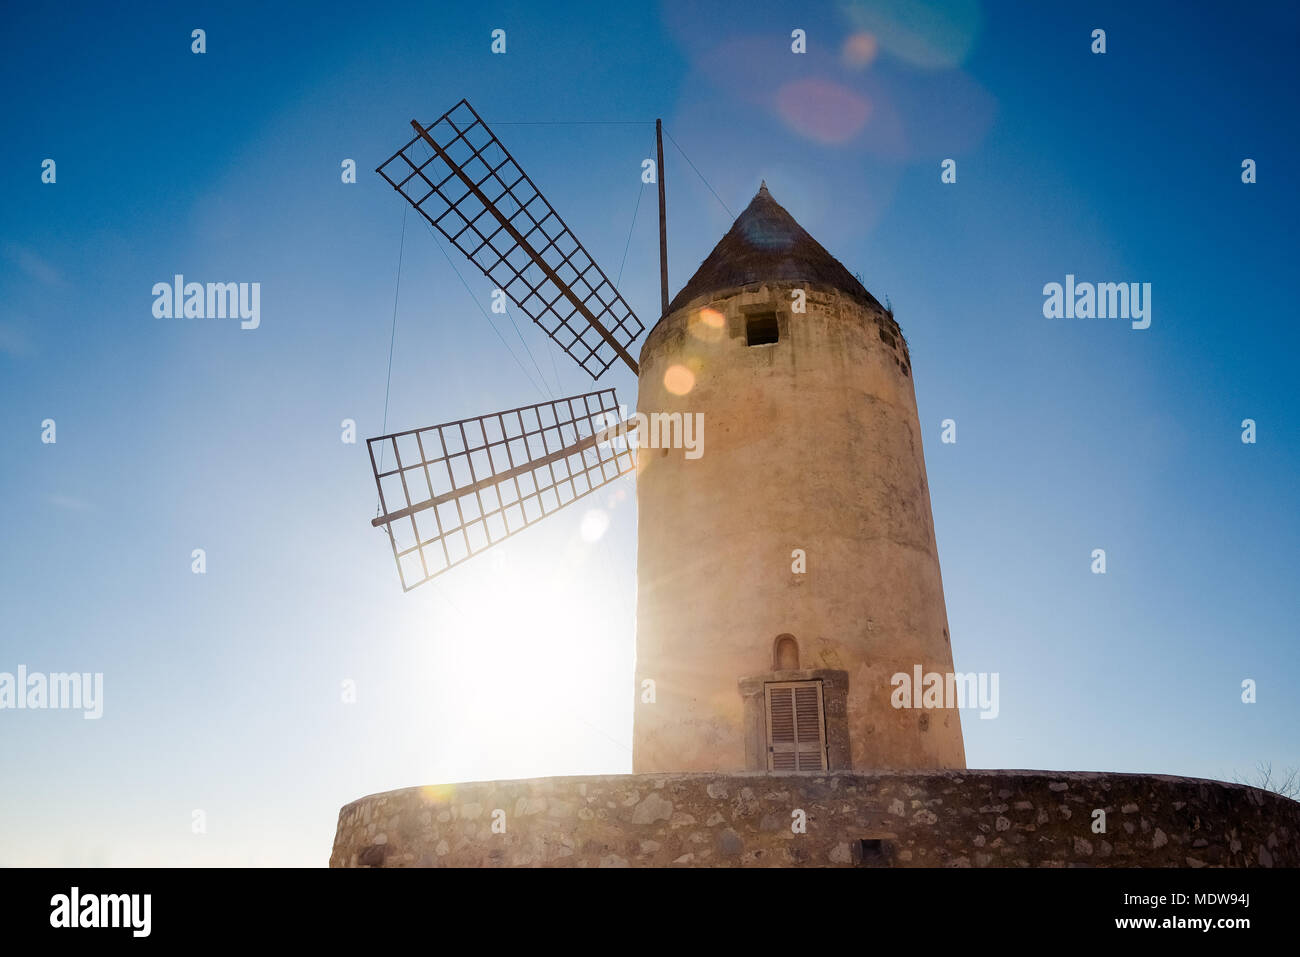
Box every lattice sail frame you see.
[369,390,636,591]
[377,100,645,380]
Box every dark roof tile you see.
[665,183,881,314]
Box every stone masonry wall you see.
[329,769,1299,867]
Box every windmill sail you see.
[377,100,644,380]
[369,389,636,591]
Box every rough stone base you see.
[329,769,1300,868]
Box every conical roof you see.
[665,182,881,314]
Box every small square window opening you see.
[746,312,779,346]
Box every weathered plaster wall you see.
[330,770,1299,868]
[633,282,964,772]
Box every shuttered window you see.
[765,681,828,771]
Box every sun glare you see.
[398,496,633,785]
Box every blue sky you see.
[1,0,1296,865]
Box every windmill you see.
[366,99,967,778]
[368,99,663,591]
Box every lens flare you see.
[663,364,696,396]
[842,32,878,69]
[689,307,726,342]
[420,784,457,804]
[775,78,872,145]
[841,0,982,70]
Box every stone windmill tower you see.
[633,183,965,774]
[340,105,1297,871]
[366,102,963,778]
